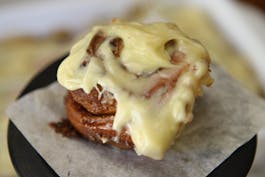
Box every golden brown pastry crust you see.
[69,85,116,115]
[65,92,133,149]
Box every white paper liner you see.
[7,65,265,177]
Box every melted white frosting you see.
[57,20,213,159]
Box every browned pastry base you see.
[69,85,116,115]
[65,92,134,149]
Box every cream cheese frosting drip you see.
[57,20,213,160]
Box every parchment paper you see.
[7,65,265,177]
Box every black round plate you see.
[8,55,257,177]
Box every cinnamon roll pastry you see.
[57,19,213,159]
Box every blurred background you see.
[0,0,264,176]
